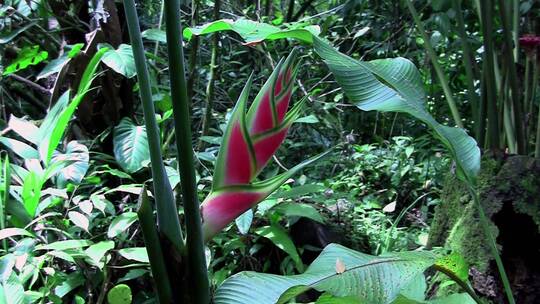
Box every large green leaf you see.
[214,244,436,304]
[100,44,136,78]
[113,118,150,173]
[183,19,320,44]
[185,20,480,184]
[311,37,479,184]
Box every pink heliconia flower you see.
[200,50,327,241]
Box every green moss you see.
[428,156,502,272]
[429,155,540,274]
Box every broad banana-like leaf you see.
[185,19,481,185]
[214,243,436,304]
[202,50,328,240]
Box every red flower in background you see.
[519,35,540,53]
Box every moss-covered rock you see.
[428,155,540,302]
[428,156,502,271]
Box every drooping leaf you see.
[255,225,303,271]
[113,118,150,173]
[434,253,469,283]
[214,243,436,304]
[100,44,136,78]
[311,36,480,184]
[54,272,84,298]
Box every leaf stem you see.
[433,264,485,304]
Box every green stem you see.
[433,264,485,304]
[498,0,526,154]
[468,187,515,304]
[123,0,184,250]
[137,187,174,304]
[452,0,479,132]
[198,0,221,150]
[406,0,464,128]
[152,0,165,58]
[163,0,210,303]
[124,0,183,250]
[479,0,500,149]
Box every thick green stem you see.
[451,0,479,133]
[137,187,174,304]
[498,0,526,154]
[406,0,464,128]
[433,264,485,304]
[468,187,515,304]
[123,0,184,250]
[198,0,221,150]
[163,0,210,303]
[479,0,500,149]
